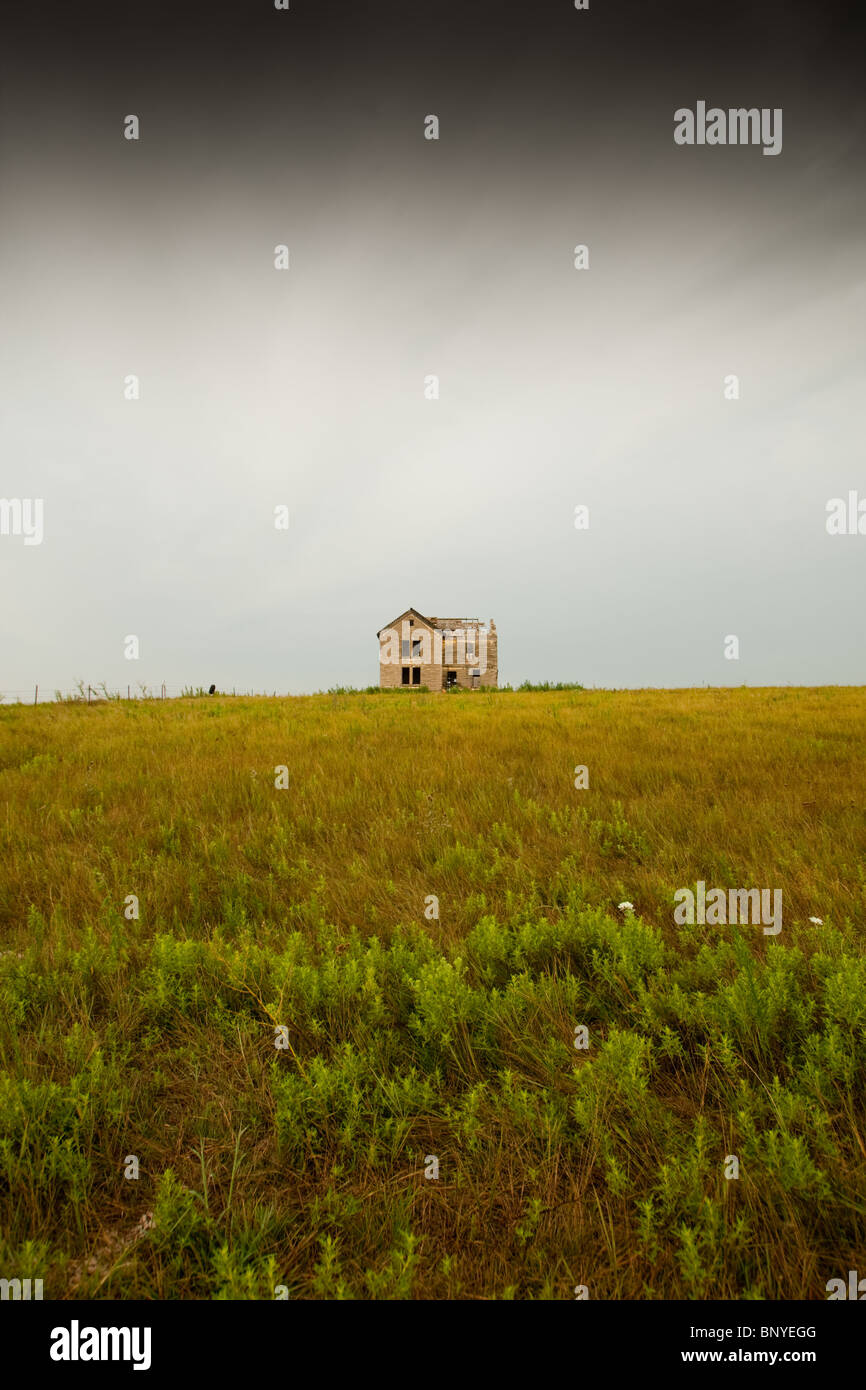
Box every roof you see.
[377,608,484,637]
[376,607,435,638]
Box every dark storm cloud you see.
[1,1,864,693]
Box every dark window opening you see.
[446,671,457,689]
[401,667,410,685]
[412,667,421,685]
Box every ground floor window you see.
[412,667,421,685]
[446,671,457,689]
[402,667,410,685]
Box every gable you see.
[376,607,436,638]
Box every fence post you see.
[34,685,38,706]
[88,685,92,705]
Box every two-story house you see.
[377,608,498,690]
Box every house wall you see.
[378,617,498,690]
[378,619,437,689]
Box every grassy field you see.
[1,686,865,1300]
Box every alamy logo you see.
[826,1270,866,1300]
[826,493,866,535]
[49,1321,152,1371]
[380,620,488,674]
[674,102,782,156]
[674,881,782,935]
[0,497,43,545]
[0,1277,43,1299]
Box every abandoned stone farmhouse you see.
[377,608,498,690]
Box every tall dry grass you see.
[0,687,864,1298]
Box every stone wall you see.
[378,613,498,690]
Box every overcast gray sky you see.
[1,0,864,695]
